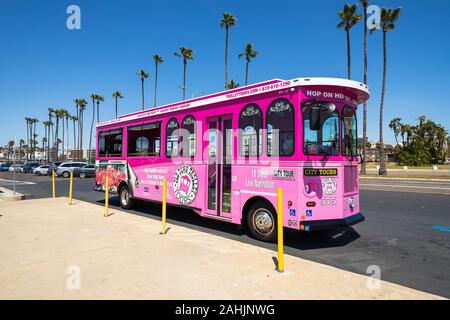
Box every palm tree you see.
[112,91,124,118]
[360,0,369,175]
[26,118,38,160]
[19,139,24,160]
[41,137,47,159]
[238,43,259,86]
[43,121,52,162]
[78,99,87,160]
[337,3,362,79]
[174,47,194,101]
[220,12,237,85]
[137,70,149,110]
[389,117,402,145]
[70,115,78,158]
[96,95,104,123]
[88,94,97,161]
[225,80,240,90]
[58,109,68,158]
[47,108,55,161]
[54,110,64,159]
[371,7,402,175]
[25,117,31,160]
[153,54,164,107]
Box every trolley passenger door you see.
[206,115,233,218]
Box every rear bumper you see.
[301,213,365,231]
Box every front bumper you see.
[301,213,365,231]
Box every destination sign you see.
[303,168,338,176]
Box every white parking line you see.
[0,178,35,185]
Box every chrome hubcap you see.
[253,208,274,235]
[121,189,129,206]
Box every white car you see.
[8,165,23,172]
[56,162,88,178]
[33,165,50,176]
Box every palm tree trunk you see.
[154,63,158,108]
[141,78,145,110]
[25,120,29,161]
[89,102,96,162]
[183,59,187,101]
[29,123,33,161]
[73,119,76,159]
[66,117,69,157]
[55,118,59,160]
[97,104,100,123]
[245,60,249,86]
[225,27,229,85]
[379,31,387,175]
[78,110,84,160]
[361,6,368,175]
[115,97,118,118]
[346,29,351,79]
[62,117,65,159]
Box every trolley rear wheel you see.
[119,185,136,209]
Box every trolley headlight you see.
[349,196,355,209]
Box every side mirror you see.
[309,105,321,130]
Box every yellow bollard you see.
[52,170,56,199]
[68,171,73,205]
[104,175,109,217]
[277,187,284,272]
[161,178,167,234]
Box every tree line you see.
[389,116,448,166]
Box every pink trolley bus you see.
[95,77,369,242]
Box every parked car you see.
[56,162,88,178]
[0,163,10,172]
[33,165,50,176]
[73,164,96,179]
[23,162,40,173]
[9,164,24,172]
[48,161,63,175]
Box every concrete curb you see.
[0,187,25,201]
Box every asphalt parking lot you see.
[1,172,449,298]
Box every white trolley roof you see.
[97,77,370,128]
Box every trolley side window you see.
[239,103,262,157]
[180,115,196,157]
[98,129,123,157]
[127,122,161,157]
[166,118,180,158]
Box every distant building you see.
[358,138,396,162]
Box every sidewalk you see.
[0,197,444,300]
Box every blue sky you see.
[1,0,449,147]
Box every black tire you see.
[79,172,86,179]
[36,171,41,176]
[119,185,136,209]
[62,171,70,178]
[246,200,277,243]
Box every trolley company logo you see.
[173,165,199,205]
[322,178,337,195]
[304,168,338,176]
